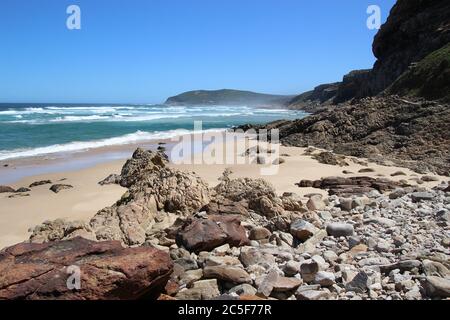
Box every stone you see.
[423,260,450,278]
[326,223,354,237]
[98,174,121,185]
[283,261,301,276]
[296,289,330,300]
[49,184,73,193]
[359,168,375,173]
[228,284,257,296]
[314,271,336,287]
[15,187,31,193]
[421,175,439,182]
[300,260,319,283]
[391,171,406,176]
[272,277,303,292]
[192,279,221,300]
[174,258,198,271]
[346,271,370,293]
[204,255,242,267]
[0,186,15,193]
[411,192,435,203]
[375,239,390,253]
[29,180,52,188]
[306,195,326,211]
[290,220,317,241]
[423,276,450,298]
[249,227,271,240]
[203,266,251,284]
[257,269,279,297]
[176,216,249,253]
[0,237,173,300]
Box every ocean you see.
[0,103,307,161]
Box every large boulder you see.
[0,237,173,300]
[176,215,249,252]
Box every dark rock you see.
[312,152,348,166]
[29,180,52,188]
[49,184,73,193]
[358,168,375,173]
[391,171,406,177]
[423,276,450,298]
[16,187,31,193]
[0,237,173,300]
[98,174,121,186]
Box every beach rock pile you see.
[160,180,449,300]
[22,149,450,300]
[29,148,211,246]
[0,237,173,300]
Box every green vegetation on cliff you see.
[387,44,450,102]
[165,89,293,107]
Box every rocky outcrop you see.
[369,0,450,97]
[244,96,450,176]
[0,237,173,300]
[30,148,211,246]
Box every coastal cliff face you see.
[369,0,450,97]
[289,0,450,109]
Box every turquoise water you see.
[0,103,306,160]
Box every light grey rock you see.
[411,192,435,203]
[326,223,354,237]
[283,261,300,277]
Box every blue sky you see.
[0,0,396,103]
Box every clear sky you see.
[0,0,396,104]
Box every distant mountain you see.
[165,89,293,107]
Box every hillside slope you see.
[165,89,293,107]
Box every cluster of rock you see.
[2,148,448,300]
[1,179,73,197]
[241,96,450,176]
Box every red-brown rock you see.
[0,237,173,300]
[176,215,249,253]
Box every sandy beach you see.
[0,135,447,250]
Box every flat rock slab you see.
[0,237,173,300]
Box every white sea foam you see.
[0,129,226,161]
